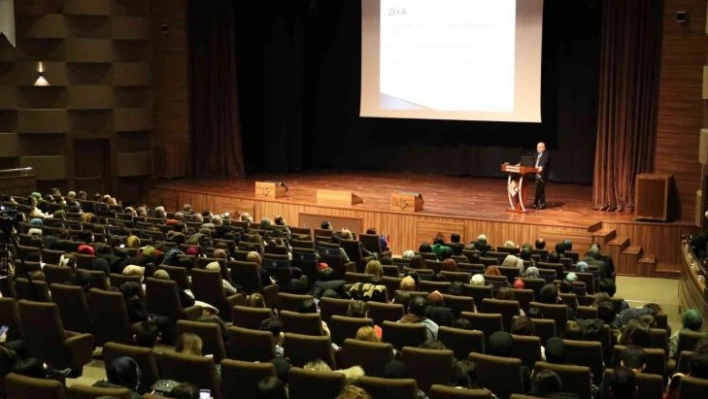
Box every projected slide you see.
[361,0,544,123]
[380,0,516,113]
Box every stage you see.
[147,171,697,278]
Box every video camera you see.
[0,206,21,236]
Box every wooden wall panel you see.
[416,220,465,246]
[654,0,707,222]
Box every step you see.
[608,237,630,251]
[587,221,604,233]
[638,254,656,265]
[592,228,617,243]
[655,262,681,274]
[622,245,643,257]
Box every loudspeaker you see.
[634,173,672,222]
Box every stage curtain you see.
[188,0,245,179]
[593,0,663,211]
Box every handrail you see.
[0,167,33,175]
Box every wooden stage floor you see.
[149,171,696,276]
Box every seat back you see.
[481,299,520,331]
[88,288,134,345]
[429,385,494,399]
[356,376,419,399]
[440,271,471,283]
[520,279,545,298]
[14,278,51,302]
[231,305,273,330]
[402,347,455,393]
[438,326,485,361]
[530,302,568,335]
[288,367,347,399]
[382,320,427,351]
[510,289,534,313]
[442,294,474,319]
[280,310,323,336]
[227,326,276,362]
[43,265,73,287]
[103,342,160,393]
[160,351,222,399]
[612,345,666,376]
[109,273,141,290]
[678,330,706,359]
[191,268,231,318]
[319,297,352,322]
[340,339,394,377]
[510,334,542,369]
[360,234,384,255]
[463,285,493,308]
[576,305,596,320]
[345,272,375,285]
[17,300,67,367]
[84,270,109,291]
[176,320,227,363]
[50,283,92,334]
[469,352,523,399]
[283,333,336,369]
[534,361,592,399]
[0,297,23,341]
[678,375,708,398]
[601,369,663,399]
[158,265,190,291]
[329,315,373,346]
[460,312,503,341]
[5,373,66,399]
[498,267,520,283]
[276,293,313,313]
[419,280,451,293]
[367,302,405,326]
[677,351,693,373]
[145,277,184,321]
[220,359,275,399]
[563,339,604,385]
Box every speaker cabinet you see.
[634,174,672,222]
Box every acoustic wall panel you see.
[0,87,16,109]
[0,63,16,85]
[114,107,151,131]
[20,155,67,180]
[111,16,150,40]
[16,14,66,39]
[15,61,67,86]
[112,0,150,16]
[65,15,112,39]
[65,38,113,62]
[69,110,114,132]
[112,62,150,86]
[16,38,65,62]
[18,109,68,133]
[117,151,151,176]
[68,86,113,109]
[0,133,19,158]
[66,63,112,85]
[64,0,113,16]
[16,87,68,109]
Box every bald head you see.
[537,142,546,153]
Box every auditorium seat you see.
[612,345,666,377]
[402,347,455,393]
[0,298,23,341]
[231,305,273,331]
[14,278,51,302]
[319,297,353,322]
[157,265,190,291]
[276,292,313,313]
[220,359,275,399]
[329,315,374,346]
[108,273,141,290]
[463,284,493,308]
[176,320,227,363]
[51,283,93,335]
[469,353,524,399]
[511,334,542,369]
[563,339,604,385]
[288,367,347,399]
[534,362,592,399]
[160,351,222,399]
[440,271,471,283]
[438,326,485,360]
[429,385,494,399]
[367,302,405,326]
[190,268,244,321]
[340,339,394,377]
[602,369,663,399]
[510,289,534,313]
[88,288,135,346]
[103,342,160,393]
[382,320,428,351]
[460,312,503,341]
[481,299,520,331]
[5,373,66,399]
[227,326,275,362]
[145,278,202,323]
[529,302,568,335]
[441,294,475,318]
[43,264,73,287]
[356,376,419,399]
[283,333,336,369]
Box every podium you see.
[316,189,363,206]
[255,181,287,199]
[500,164,539,212]
[390,192,424,213]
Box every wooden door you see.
[73,139,111,197]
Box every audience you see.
[399,296,439,340]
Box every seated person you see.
[93,356,143,399]
[175,333,220,378]
[398,296,439,340]
[260,317,285,358]
[298,299,330,336]
[527,368,580,399]
[205,261,238,295]
[425,291,454,327]
[348,300,382,338]
[669,308,705,358]
[531,284,576,321]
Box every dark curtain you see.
[593,0,663,211]
[188,0,245,179]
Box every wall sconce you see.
[34,61,49,86]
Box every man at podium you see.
[533,142,550,209]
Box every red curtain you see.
[593,0,663,211]
[189,0,246,179]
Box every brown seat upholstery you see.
[469,353,524,399]
[458,263,485,275]
[481,299,520,332]
[382,320,427,351]
[17,300,95,372]
[103,342,160,393]
[402,347,455,393]
[276,292,313,313]
[438,326,485,360]
[43,265,73,287]
[612,345,666,377]
[345,272,376,284]
[41,249,65,265]
[563,339,604,385]
[677,350,692,373]
[288,367,347,399]
[5,373,66,399]
[521,317,556,345]
[460,312,503,341]
[511,289,534,313]
[88,288,134,345]
[191,268,244,322]
[84,270,109,291]
[280,310,324,336]
[601,369,663,399]
[231,305,273,330]
[368,302,405,326]
[283,332,336,369]
[534,361,592,399]
[220,359,275,399]
[677,330,706,359]
[575,306,596,320]
[442,294,475,318]
[381,276,402,295]
[227,326,276,362]
[319,297,353,322]
[329,315,374,346]
[14,278,51,302]
[360,234,392,258]
[157,265,190,291]
[145,277,202,322]
[441,271,472,283]
[558,293,578,311]
[530,302,568,335]
[419,280,451,293]
[67,384,131,399]
[176,320,227,363]
[563,322,613,365]
[511,335,542,368]
[160,350,222,399]
[678,375,708,398]
[340,338,394,377]
[429,385,494,399]
[575,272,595,294]
[108,273,141,290]
[0,298,23,341]
[341,239,374,273]
[462,285,493,310]
[520,279,545,298]
[51,283,93,335]
[356,376,419,399]
[498,267,520,283]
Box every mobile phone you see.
[0,326,8,336]
[199,389,211,399]
[120,244,126,248]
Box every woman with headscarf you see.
[669,309,705,358]
[93,356,143,398]
[523,266,540,280]
[501,254,524,271]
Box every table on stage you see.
[500,163,539,212]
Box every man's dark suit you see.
[533,150,550,208]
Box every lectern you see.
[255,181,286,199]
[500,164,539,212]
[390,192,424,213]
